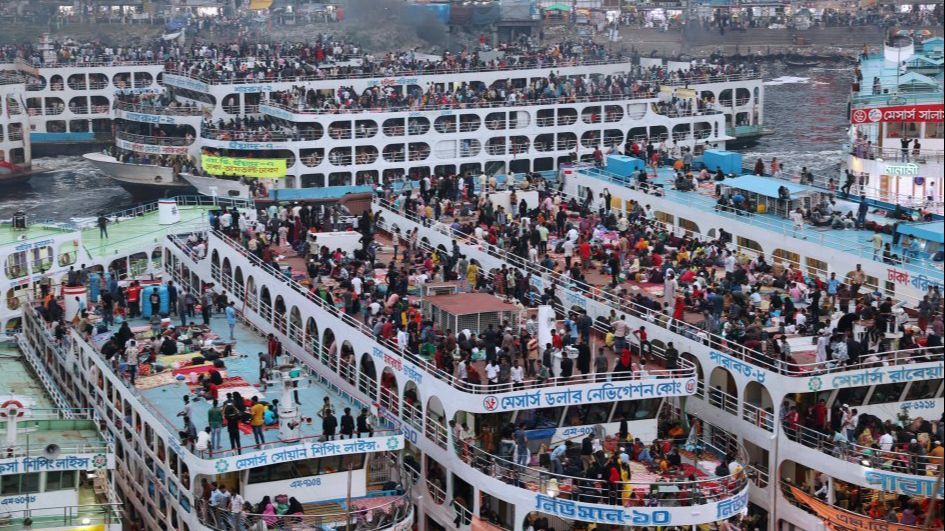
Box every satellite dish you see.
[44,443,61,460]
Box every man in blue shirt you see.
[550,440,571,475]
[827,272,840,308]
[224,301,237,340]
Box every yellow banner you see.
[788,485,925,531]
[203,156,286,178]
[249,0,273,9]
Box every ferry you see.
[846,34,944,210]
[2,35,765,199]
[0,35,940,531]
[0,338,120,530]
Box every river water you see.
[0,63,852,222]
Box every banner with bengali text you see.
[788,485,924,531]
[202,156,286,178]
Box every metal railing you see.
[115,131,193,146]
[198,493,412,531]
[373,197,943,377]
[453,436,748,508]
[580,166,945,279]
[201,128,320,142]
[0,502,122,530]
[848,143,945,164]
[115,100,204,116]
[210,230,697,396]
[167,59,761,86]
[742,402,774,432]
[789,423,940,477]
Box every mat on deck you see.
[134,371,179,390]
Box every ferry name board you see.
[0,452,113,474]
[203,155,287,178]
[534,485,748,526]
[197,434,404,475]
[851,103,944,124]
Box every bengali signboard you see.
[851,103,944,124]
[534,484,748,526]
[196,435,404,475]
[116,137,189,156]
[0,452,113,474]
[202,155,287,178]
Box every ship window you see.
[868,383,907,404]
[301,174,325,188]
[806,257,828,277]
[835,386,869,407]
[46,470,77,491]
[889,121,921,138]
[5,250,28,279]
[564,403,611,426]
[927,122,944,139]
[678,218,699,236]
[772,249,800,268]
[1,472,40,494]
[517,406,564,430]
[613,398,660,421]
[328,172,351,186]
[736,236,763,254]
[904,379,941,401]
[654,211,673,225]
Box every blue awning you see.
[721,175,819,199]
[897,221,945,244]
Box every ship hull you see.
[82,152,193,198]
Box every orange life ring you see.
[0,400,25,417]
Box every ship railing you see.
[198,492,412,531]
[789,423,940,478]
[744,164,944,216]
[210,229,699,395]
[167,62,763,86]
[0,502,122,530]
[650,106,725,119]
[745,462,770,489]
[581,166,945,280]
[192,428,401,460]
[115,100,205,116]
[114,131,194,146]
[707,386,739,416]
[15,57,163,69]
[200,128,320,142]
[221,105,241,114]
[71,195,253,230]
[848,143,945,164]
[261,91,670,118]
[741,402,775,432]
[373,197,943,376]
[452,435,749,509]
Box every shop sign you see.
[851,103,944,124]
[883,163,919,176]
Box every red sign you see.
[851,103,944,124]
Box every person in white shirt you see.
[790,208,807,239]
[878,431,894,452]
[195,426,212,452]
[485,360,499,386]
[563,239,575,269]
[510,359,524,389]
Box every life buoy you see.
[0,400,24,418]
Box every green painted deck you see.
[0,223,72,247]
[0,342,108,454]
[80,205,214,261]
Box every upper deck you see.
[851,36,944,108]
[574,165,945,285]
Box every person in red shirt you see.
[551,329,564,349]
[783,405,800,441]
[578,240,591,270]
[126,281,141,318]
[633,326,651,361]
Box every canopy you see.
[721,175,819,199]
[896,221,945,244]
[545,4,571,12]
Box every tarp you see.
[788,485,925,531]
[203,156,286,178]
[248,0,273,10]
[722,175,819,199]
[896,221,945,244]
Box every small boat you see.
[82,152,194,198]
[784,58,820,68]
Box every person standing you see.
[249,397,266,446]
[201,289,213,326]
[340,407,355,439]
[223,397,242,455]
[97,215,110,239]
[208,399,223,452]
[167,280,178,316]
[225,302,237,340]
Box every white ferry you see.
[2,40,765,198]
[0,339,120,530]
[847,35,943,210]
